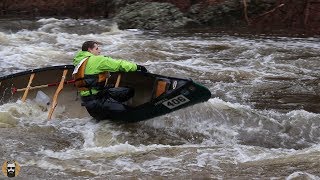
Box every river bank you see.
[0,0,319,35]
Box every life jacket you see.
[72,57,109,91]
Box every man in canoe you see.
[72,41,147,120]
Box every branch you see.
[304,0,310,26]
[243,0,250,25]
[255,3,285,19]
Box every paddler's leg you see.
[108,87,134,102]
[101,97,128,112]
[81,94,128,121]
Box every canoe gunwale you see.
[0,65,74,81]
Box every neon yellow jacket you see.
[73,51,138,96]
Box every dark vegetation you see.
[0,0,319,35]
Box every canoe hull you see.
[0,65,211,123]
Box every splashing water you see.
[0,18,320,179]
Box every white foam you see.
[0,111,19,128]
[286,171,320,180]
[0,101,45,120]
[193,152,220,168]
[142,156,182,174]
[114,157,143,172]
[286,109,320,118]
[38,142,180,163]
[36,159,65,170]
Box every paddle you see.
[12,80,75,93]
[47,69,68,120]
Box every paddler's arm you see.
[98,56,145,72]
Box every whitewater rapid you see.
[0,18,320,179]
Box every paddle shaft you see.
[13,80,75,93]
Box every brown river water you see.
[0,18,320,179]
